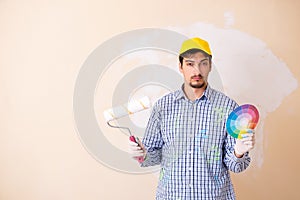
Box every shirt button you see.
[189,184,193,188]
[189,167,192,171]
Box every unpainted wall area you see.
[0,0,299,200]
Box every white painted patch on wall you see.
[166,21,298,168]
[96,19,298,170]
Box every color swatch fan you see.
[226,104,259,139]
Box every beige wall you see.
[1,0,300,199]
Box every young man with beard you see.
[129,37,255,200]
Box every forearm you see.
[140,148,162,167]
[224,150,251,173]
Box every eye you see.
[187,62,193,66]
[202,61,209,66]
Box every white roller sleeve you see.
[103,96,151,122]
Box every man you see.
[129,37,255,200]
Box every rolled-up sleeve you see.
[223,132,251,173]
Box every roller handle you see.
[129,136,144,163]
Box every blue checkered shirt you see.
[141,85,251,200]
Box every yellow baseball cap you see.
[179,37,212,56]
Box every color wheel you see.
[226,104,259,139]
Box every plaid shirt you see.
[141,85,250,200]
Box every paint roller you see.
[103,96,151,163]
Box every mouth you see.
[191,75,202,81]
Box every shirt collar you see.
[173,84,186,100]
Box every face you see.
[179,52,211,89]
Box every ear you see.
[178,62,183,73]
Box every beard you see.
[189,82,206,88]
[189,75,207,88]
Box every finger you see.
[130,146,143,151]
[244,144,254,150]
[247,139,255,146]
[129,140,139,146]
[131,152,144,157]
[135,137,144,148]
[129,149,144,154]
[133,155,144,159]
[244,128,255,133]
[241,137,254,143]
[241,132,254,137]
[243,140,254,146]
[130,148,144,153]
[241,133,255,139]
[131,148,144,155]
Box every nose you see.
[192,64,202,74]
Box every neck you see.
[183,84,207,101]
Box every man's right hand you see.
[128,137,146,162]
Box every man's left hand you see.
[234,129,255,157]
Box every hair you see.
[179,48,212,66]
